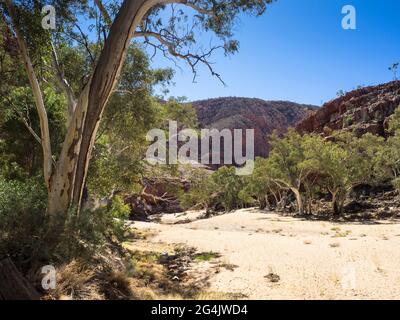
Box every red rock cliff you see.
[296,81,400,137]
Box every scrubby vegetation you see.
[1,0,399,301]
[183,109,400,218]
[0,0,279,300]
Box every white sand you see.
[133,208,400,300]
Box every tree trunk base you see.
[0,258,40,300]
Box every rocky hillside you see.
[192,97,317,157]
[296,81,400,137]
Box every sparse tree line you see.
[182,107,400,216]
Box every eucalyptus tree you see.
[1,0,275,221]
[325,132,385,214]
[266,129,311,215]
[376,108,400,195]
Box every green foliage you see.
[237,128,393,216]
[0,178,48,267]
[54,206,128,262]
[334,132,385,187]
[179,167,215,210]
[194,251,220,262]
[267,129,307,188]
[87,47,197,198]
[238,157,283,209]
[163,98,199,129]
[388,107,400,134]
[0,177,128,267]
[181,166,245,212]
[343,114,354,127]
[211,166,245,211]
[0,85,67,178]
[375,110,400,191]
[392,178,400,195]
[266,129,311,214]
[109,195,131,220]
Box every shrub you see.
[180,166,245,212]
[109,195,131,220]
[211,166,245,211]
[343,115,354,127]
[53,206,128,262]
[0,177,128,269]
[392,178,400,196]
[0,177,48,269]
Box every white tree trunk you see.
[291,188,304,215]
[47,0,163,216]
[7,0,210,219]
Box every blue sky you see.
[148,0,400,106]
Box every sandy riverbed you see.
[132,208,400,300]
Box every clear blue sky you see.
[148,0,400,106]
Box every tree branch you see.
[94,0,222,83]
[50,41,77,122]
[135,31,225,84]
[94,0,112,27]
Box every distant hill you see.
[296,81,400,137]
[192,97,317,157]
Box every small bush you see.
[392,178,400,195]
[0,177,48,269]
[0,177,128,270]
[109,195,130,220]
[53,206,128,262]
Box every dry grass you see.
[331,228,352,238]
[127,228,158,240]
[218,262,239,271]
[40,221,247,301]
[47,259,101,300]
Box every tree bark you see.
[332,190,345,216]
[0,258,40,300]
[6,0,215,219]
[47,0,161,216]
[291,188,304,215]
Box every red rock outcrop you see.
[296,81,400,137]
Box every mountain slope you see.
[192,97,317,157]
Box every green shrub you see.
[343,115,354,127]
[392,178,400,195]
[53,206,128,262]
[0,177,128,269]
[0,177,48,268]
[211,167,245,211]
[180,166,246,212]
[109,195,131,220]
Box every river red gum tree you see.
[3,0,274,219]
